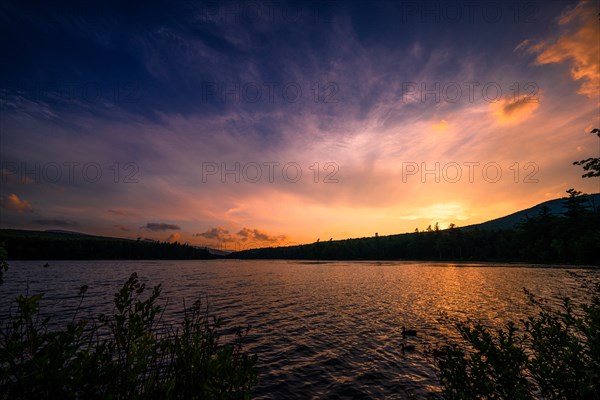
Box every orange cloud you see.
[519,0,599,98]
[492,95,540,124]
[432,120,450,132]
[236,227,288,243]
[0,193,33,213]
[166,232,181,243]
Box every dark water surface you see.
[1,260,598,399]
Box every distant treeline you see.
[231,197,600,265]
[0,230,215,260]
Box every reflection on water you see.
[1,260,597,398]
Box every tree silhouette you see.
[563,188,588,218]
[573,128,600,178]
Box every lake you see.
[1,260,598,399]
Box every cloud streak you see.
[32,219,75,227]
[145,223,181,231]
[519,0,599,98]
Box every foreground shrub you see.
[434,274,600,400]
[0,268,258,399]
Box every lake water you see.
[1,260,598,399]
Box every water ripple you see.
[0,260,597,398]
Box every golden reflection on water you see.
[1,260,597,399]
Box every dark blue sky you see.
[1,0,573,118]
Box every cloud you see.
[236,227,287,242]
[492,95,540,124]
[108,209,137,217]
[32,218,74,227]
[519,0,599,98]
[166,232,181,243]
[144,222,181,231]
[0,194,33,213]
[432,120,450,132]
[194,227,234,242]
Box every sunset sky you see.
[1,0,598,250]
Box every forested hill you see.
[229,194,600,265]
[462,193,600,231]
[0,229,216,260]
